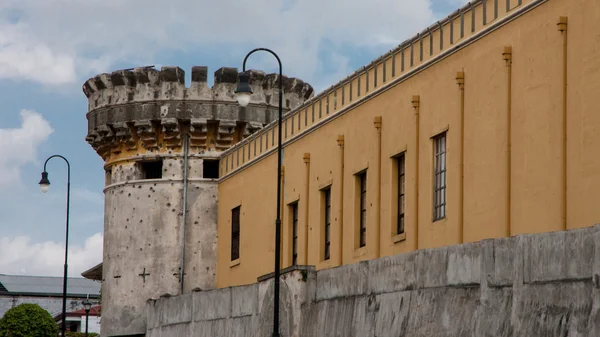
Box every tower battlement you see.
[83,66,314,161]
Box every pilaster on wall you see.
[557,16,568,231]
[373,116,383,258]
[455,71,465,244]
[411,95,421,251]
[503,46,513,238]
[337,136,345,266]
[303,153,311,266]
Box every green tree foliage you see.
[0,303,58,337]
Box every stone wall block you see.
[316,261,368,301]
[160,293,193,326]
[524,226,595,284]
[374,292,412,337]
[446,241,482,286]
[231,284,257,318]
[368,250,418,294]
[405,288,480,336]
[146,300,161,330]
[485,236,517,287]
[416,246,448,288]
[193,288,231,321]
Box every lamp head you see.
[39,171,50,193]
[83,298,92,312]
[234,72,253,107]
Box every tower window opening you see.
[105,168,112,186]
[140,160,163,179]
[203,159,220,179]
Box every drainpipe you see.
[179,134,190,294]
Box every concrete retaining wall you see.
[146,225,600,336]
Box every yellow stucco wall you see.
[217,0,600,288]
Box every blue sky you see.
[0,0,466,277]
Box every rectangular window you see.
[358,172,367,248]
[140,160,162,179]
[291,202,299,266]
[323,187,331,260]
[203,159,219,179]
[231,206,241,261]
[433,132,447,221]
[397,154,406,235]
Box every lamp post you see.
[82,298,92,337]
[38,155,71,337]
[235,48,283,337]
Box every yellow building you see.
[217,0,600,288]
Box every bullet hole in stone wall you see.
[128,193,131,197]
[194,221,198,224]
[167,203,171,207]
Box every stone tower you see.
[82,66,313,336]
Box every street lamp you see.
[82,298,92,337]
[38,155,71,337]
[235,48,283,337]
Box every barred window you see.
[323,188,331,260]
[433,133,447,221]
[291,202,299,265]
[359,172,367,248]
[397,154,406,234]
[231,206,240,261]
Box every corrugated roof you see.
[0,274,100,297]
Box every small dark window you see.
[323,187,331,260]
[291,202,299,265]
[140,160,162,179]
[231,206,240,261]
[203,159,220,179]
[397,154,406,235]
[359,172,367,248]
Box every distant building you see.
[54,305,101,333]
[0,274,100,319]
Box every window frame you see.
[231,206,241,261]
[433,132,447,221]
[291,201,299,266]
[396,154,406,235]
[358,171,367,248]
[323,187,332,261]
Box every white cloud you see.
[0,0,441,88]
[0,109,53,188]
[0,233,103,277]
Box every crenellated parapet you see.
[83,66,314,162]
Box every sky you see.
[0,0,467,278]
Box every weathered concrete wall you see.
[146,225,600,336]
